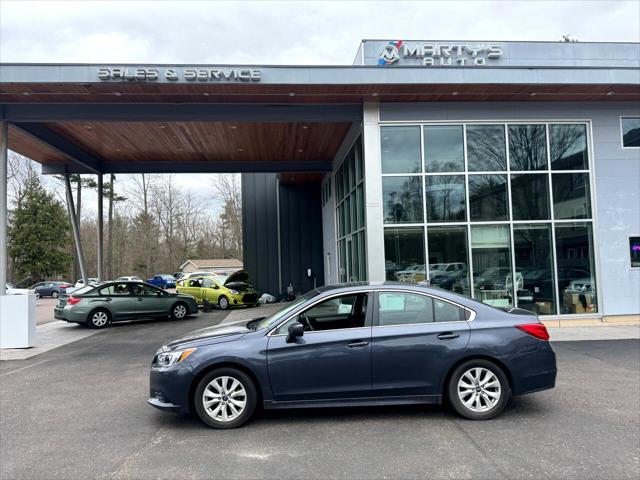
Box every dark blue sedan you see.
[148,283,556,428]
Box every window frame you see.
[98,283,133,297]
[372,289,475,328]
[268,290,374,336]
[620,116,640,149]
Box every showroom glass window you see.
[336,137,367,283]
[380,122,596,315]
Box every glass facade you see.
[380,122,597,315]
[336,137,366,283]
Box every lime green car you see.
[176,271,260,310]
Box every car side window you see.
[188,279,200,287]
[132,283,160,296]
[275,293,368,335]
[433,298,465,322]
[98,283,131,296]
[378,292,434,326]
[203,278,214,288]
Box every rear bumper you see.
[54,307,87,324]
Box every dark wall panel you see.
[241,173,280,295]
[242,173,324,297]
[279,182,324,296]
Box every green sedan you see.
[54,281,198,328]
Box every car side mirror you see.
[213,285,219,290]
[286,322,304,343]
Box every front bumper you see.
[148,364,195,415]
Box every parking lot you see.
[1,308,639,480]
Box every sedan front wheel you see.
[170,302,188,320]
[193,368,257,429]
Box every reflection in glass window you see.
[427,226,470,296]
[381,126,422,173]
[471,225,513,308]
[378,292,434,325]
[511,174,550,220]
[621,117,640,148]
[425,175,466,222]
[467,125,507,171]
[552,173,591,219]
[382,176,424,224]
[468,174,509,221]
[514,224,556,315]
[424,125,464,172]
[555,223,598,314]
[384,227,426,282]
[434,299,465,323]
[550,124,588,170]
[508,125,548,170]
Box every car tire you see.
[193,368,257,429]
[52,291,59,298]
[170,302,189,320]
[218,296,230,310]
[447,359,510,420]
[87,309,111,329]
[35,292,40,299]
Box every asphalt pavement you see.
[0,310,639,480]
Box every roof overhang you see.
[1,63,638,176]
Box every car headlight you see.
[228,289,239,295]
[153,348,197,370]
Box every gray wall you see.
[379,101,640,316]
[242,173,324,297]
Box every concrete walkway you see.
[0,321,103,361]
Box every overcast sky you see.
[1,0,639,212]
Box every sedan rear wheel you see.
[194,368,257,429]
[448,360,510,420]
[52,291,59,298]
[88,309,110,329]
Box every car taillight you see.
[67,297,82,305]
[516,323,550,341]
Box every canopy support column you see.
[0,121,7,296]
[97,174,104,282]
[65,174,88,286]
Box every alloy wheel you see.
[457,367,501,413]
[91,311,109,328]
[173,304,187,319]
[202,376,247,423]
[219,297,229,309]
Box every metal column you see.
[64,174,88,285]
[97,174,103,281]
[0,121,7,296]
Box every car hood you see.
[224,270,250,286]
[163,323,250,350]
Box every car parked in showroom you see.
[175,271,259,310]
[29,281,73,298]
[148,282,556,429]
[55,281,198,328]
[147,274,177,289]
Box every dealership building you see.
[0,39,639,338]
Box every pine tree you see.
[8,175,72,282]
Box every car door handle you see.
[104,297,112,302]
[347,340,369,348]
[137,297,143,302]
[437,332,460,340]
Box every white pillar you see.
[362,103,385,282]
[0,121,7,296]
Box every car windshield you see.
[251,291,320,331]
[216,275,228,284]
[161,275,175,280]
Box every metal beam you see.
[0,121,7,296]
[11,123,102,174]
[42,160,333,175]
[64,175,88,286]
[97,174,103,282]
[3,103,363,123]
